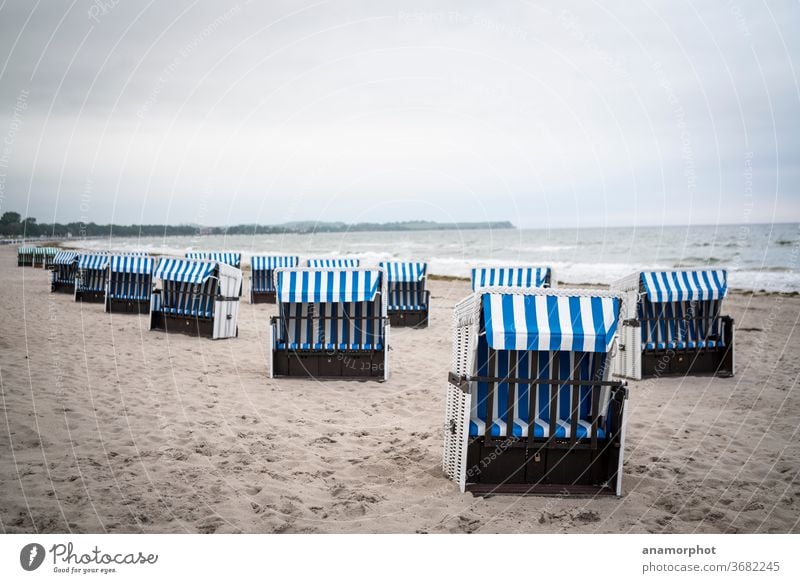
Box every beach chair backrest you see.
[108,255,154,301]
[380,261,427,309]
[185,252,241,269]
[52,251,79,282]
[471,266,551,291]
[251,255,298,293]
[469,290,621,440]
[154,258,219,319]
[638,270,728,351]
[275,267,385,350]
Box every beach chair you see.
[379,261,430,328]
[442,287,628,496]
[185,252,242,296]
[150,257,242,339]
[74,253,109,303]
[17,246,35,266]
[306,258,359,268]
[50,251,79,293]
[269,266,389,380]
[471,266,553,291]
[40,248,59,269]
[32,247,46,268]
[105,254,155,314]
[250,255,299,304]
[611,269,735,379]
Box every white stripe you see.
[512,294,528,350]
[556,296,572,351]
[579,296,594,352]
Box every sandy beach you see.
[1,245,798,534]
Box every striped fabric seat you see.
[154,258,218,319]
[275,268,384,352]
[380,261,427,311]
[251,255,298,292]
[471,266,551,291]
[469,348,608,439]
[468,292,620,440]
[108,255,154,301]
[639,270,728,351]
[276,302,383,351]
[185,252,241,269]
[76,254,109,292]
[306,258,359,268]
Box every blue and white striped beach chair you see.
[443,287,628,495]
[306,258,360,268]
[250,255,298,304]
[50,251,79,293]
[74,253,110,303]
[471,266,552,291]
[150,257,242,339]
[105,254,155,314]
[269,266,389,380]
[612,269,734,379]
[17,246,36,267]
[379,261,429,328]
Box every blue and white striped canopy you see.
[78,254,109,270]
[380,261,426,282]
[52,251,78,265]
[251,255,298,271]
[471,266,551,291]
[641,270,727,303]
[110,255,154,274]
[185,252,241,268]
[155,258,216,283]
[483,293,621,353]
[18,246,36,254]
[277,269,381,303]
[306,258,359,268]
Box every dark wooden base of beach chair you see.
[150,311,219,338]
[272,350,386,379]
[642,316,735,378]
[75,290,105,303]
[106,298,150,314]
[464,439,621,496]
[51,281,74,293]
[388,309,428,328]
[250,290,276,304]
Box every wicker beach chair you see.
[150,257,242,339]
[74,253,110,303]
[269,266,389,380]
[471,266,553,291]
[105,254,155,314]
[50,251,79,293]
[250,255,298,304]
[17,246,35,267]
[443,287,628,496]
[379,261,429,328]
[611,269,735,379]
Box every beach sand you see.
[1,245,798,534]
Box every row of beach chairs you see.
[19,245,736,497]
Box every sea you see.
[65,222,800,292]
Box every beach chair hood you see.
[276,268,381,303]
[640,270,727,302]
[380,261,427,282]
[471,266,551,291]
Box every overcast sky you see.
[0,0,798,229]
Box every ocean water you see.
[69,223,800,292]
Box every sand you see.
[1,245,799,534]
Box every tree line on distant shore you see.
[0,211,514,239]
